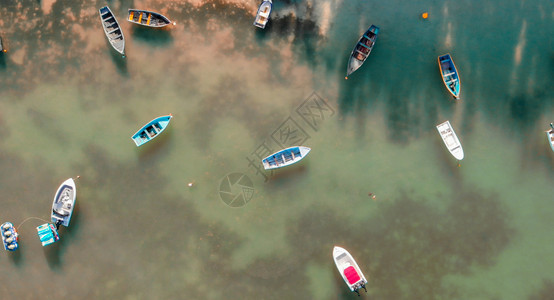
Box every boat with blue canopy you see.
[37,223,60,247]
[1,222,19,251]
[131,115,173,146]
[261,146,311,170]
[346,25,379,79]
[438,53,461,99]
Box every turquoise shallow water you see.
[0,0,553,299]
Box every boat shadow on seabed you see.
[131,26,174,47]
[109,48,128,77]
[43,204,82,270]
[137,126,173,160]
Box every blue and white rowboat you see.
[131,115,172,147]
[262,146,311,170]
[438,53,461,99]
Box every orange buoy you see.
[422,12,429,19]
[345,76,348,80]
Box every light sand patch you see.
[10,45,27,65]
[41,0,57,15]
[513,19,527,67]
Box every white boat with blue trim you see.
[99,6,125,56]
[262,146,310,170]
[51,178,77,228]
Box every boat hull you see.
[99,6,125,55]
[253,0,273,29]
[1,222,19,251]
[346,25,379,78]
[333,246,368,292]
[128,9,172,28]
[132,115,173,146]
[436,120,464,160]
[51,178,77,227]
[37,223,60,247]
[438,54,461,99]
[546,125,554,152]
[262,146,311,170]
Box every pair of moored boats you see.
[1,178,76,251]
[132,115,312,170]
[99,6,174,56]
[345,26,462,99]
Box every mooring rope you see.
[16,217,49,231]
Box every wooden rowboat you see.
[345,25,379,79]
[99,6,125,56]
[128,9,174,28]
[333,246,368,296]
[261,146,310,170]
[131,115,173,147]
[438,53,461,99]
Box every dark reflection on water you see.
[529,279,554,300]
[109,48,129,77]
[0,53,6,71]
[131,26,174,47]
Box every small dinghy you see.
[333,246,368,296]
[0,36,6,53]
[546,123,554,152]
[37,223,60,247]
[128,9,174,28]
[438,53,461,99]
[51,178,77,228]
[436,120,464,161]
[99,6,125,56]
[261,146,311,170]
[1,222,19,251]
[131,115,173,147]
[253,0,273,29]
[345,25,379,79]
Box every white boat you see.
[333,246,368,296]
[546,123,554,152]
[261,146,311,170]
[436,120,464,161]
[253,0,272,29]
[51,178,77,228]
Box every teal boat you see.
[131,115,173,146]
[37,223,60,247]
[262,146,311,170]
[345,25,379,79]
[1,222,19,251]
[438,53,461,99]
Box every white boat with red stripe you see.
[333,246,368,296]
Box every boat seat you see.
[344,266,361,284]
[443,72,456,77]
